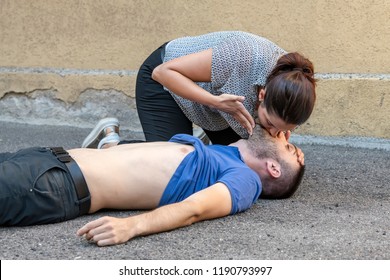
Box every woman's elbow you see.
[151,64,164,82]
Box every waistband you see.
[49,147,91,215]
[160,41,169,61]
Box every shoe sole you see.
[81,118,119,148]
[193,127,211,145]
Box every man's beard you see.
[247,126,280,161]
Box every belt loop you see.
[50,147,72,163]
[49,147,91,215]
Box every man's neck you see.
[229,140,250,162]
[230,139,268,179]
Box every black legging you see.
[134,43,241,145]
[135,43,192,142]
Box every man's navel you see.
[180,146,194,155]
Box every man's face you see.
[272,131,301,169]
[250,126,302,198]
[251,126,301,170]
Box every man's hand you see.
[284,130,304,165]
[215,94,255,135]
[77,216,135,246]
[295,146,305,165]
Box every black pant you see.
[135,44,241,145]
[135,43,192,142]
[0,147,79,226]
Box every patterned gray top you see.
[163,31,286,138]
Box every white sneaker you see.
[81,118,120,148]
[193,127,211,145]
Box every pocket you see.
[32,166,67,194]
[30,167,69,224]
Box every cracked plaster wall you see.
[0,0,389,138]
[0,89,141,130]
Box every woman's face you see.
[257,105,296,136]
[256,89,297,137]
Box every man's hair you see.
[260,161,305,199]
[246,126,305,199]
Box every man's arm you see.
[76,183,232,246]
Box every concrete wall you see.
[0,0,389,138]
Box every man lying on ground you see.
[0,125,304,246]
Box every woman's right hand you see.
[214,93,255,135]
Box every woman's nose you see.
[269,128,279,137]
[276,131,287,140]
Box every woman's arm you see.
[152,49,217,105]
[152,49,255,134]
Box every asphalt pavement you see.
[0,120,389,260]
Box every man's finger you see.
[76,218,105,236]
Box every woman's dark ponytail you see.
[266,52,316,85]
[264,52,317,125]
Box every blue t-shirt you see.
[158,134,262,214]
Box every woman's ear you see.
[266,160,281,178]
[258,88,266,101]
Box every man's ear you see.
[266,159,281,178]
[258,88,266,101]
